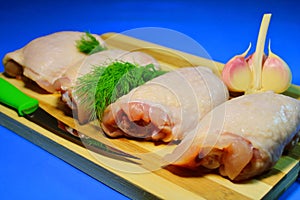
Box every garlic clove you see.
[222,57,252,92]
[261,41,292,93]
[222,44,252,92]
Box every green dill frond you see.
[74,62,167,121]
[76,32,106,54]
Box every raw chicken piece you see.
[53,49,127,91]
[118,51,160,70]
[58,49,161,124]
[3,31,105,93]
[53,49,160,91]
[167,92,300,181]
[101,67,229,142]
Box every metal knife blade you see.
[0,77,139,161]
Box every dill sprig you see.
[76,32,106,54]
[74,62,167,121]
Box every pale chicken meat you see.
[101,67,229,142]
[59,49,161,124]
[53,49,160,91]
[3,31,105,93]
[166,92,300,181]
[53,49,127,91]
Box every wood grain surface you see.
[0,32,299,200]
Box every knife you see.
[0,77,139,161]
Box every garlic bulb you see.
[221,14,292,94]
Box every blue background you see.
[0,0,299,199]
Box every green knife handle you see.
[0,77,39,116]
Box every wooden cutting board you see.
[1,32,299,200]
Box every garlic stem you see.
[251,13,272,92]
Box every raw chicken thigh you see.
[61,49,161,124]
[167,92,300,181]
[54,49,160,91]
[53,49,127,91]
[3,31,105,93]
[101,67,229,142]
